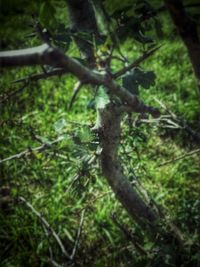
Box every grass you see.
[0,11,200,267]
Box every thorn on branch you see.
[68,81,83,110]
[113,45,162,79]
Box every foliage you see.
[0,1,200,267]
[122,68,156,95]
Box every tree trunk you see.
[66,0,99,65]
[97,104,186,267]
[98,104,157,229]
[66,0,158,231]
[165,0,200,92]
[67,0,186,245]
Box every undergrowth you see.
[0,6,200,267]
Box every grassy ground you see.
[0,10,200,267]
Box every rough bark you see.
[95,103,185,258]
[165,0,200,92]
[97,104,157,229]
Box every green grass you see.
[1,13,200,267]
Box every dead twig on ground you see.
[111,213,148,256]
[158,148,200,167]
[19,196,71,260]
[70,209,85,260]
[0,136,64,164]
[154,97,200,141]
[0,81,29,104]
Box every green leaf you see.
[135,68,156,89]
[54,118,66,133]
[132,30,153,44]
[122,68,156,95]
[54,33,71,43]
[88,141,99,151]
[63,228,74,242]
[78,128,92,143]
[103,228,114,245]
[72,135,82,145]
[122,72,139,95]
[95,86,110,109]
[87,98,96,110]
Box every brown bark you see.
[98,104,157,229]
[165,0,200,91]
[96,103,185,266]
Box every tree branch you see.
[13,68,66,84]
[0,137,64,164]
[0,82,29,104]
[113,46,161,79]
[0,44,50,67]
[97,104,157,228]
[158,148,200,167]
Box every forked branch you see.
[0,44,159,116]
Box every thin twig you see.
[154,97,200,141]
[13,68,66,84]
[33,16,51,44]
[0,82,29,104]
[70,209,85,260]
[111,213,148,256]
[66,153,99,192]
[140,116,182,129]
[154,97,175,118]
[0,44,159,117]
[19,196,71,260]
[111,55,128,63]
[42,224,54,266]
[113,46,161,79]
[79,190,112,212]
[158,148,200,167]
[0,136,64,164]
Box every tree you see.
[165,0,200,93]
[0,0,199,266]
